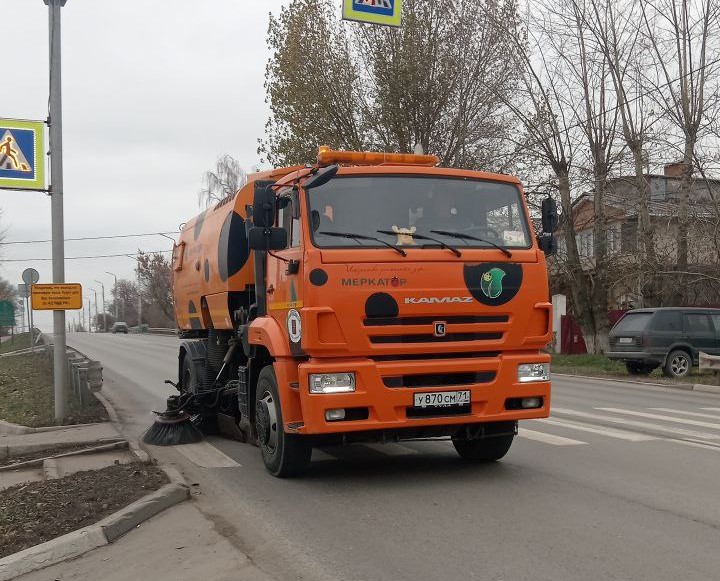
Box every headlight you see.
[518,363,550,383]
[309,372,356,394]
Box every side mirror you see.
[537,233,557,255]
[253,183,276,228]
[541,197,559,233]
[303,165,338,189]
[249,227,288,251]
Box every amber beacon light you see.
[317,146,439,167]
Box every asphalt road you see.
[68,332,720,581]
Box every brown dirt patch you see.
[0,462,169,558]
[0,352,109,427]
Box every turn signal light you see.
[317,146,439,167]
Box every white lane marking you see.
[363,443,420,456]
[540,418,655,441]
[553,407,720,441]
[174,441,241,468]
[650,408,720,420]
[596,407,720,431]
[667,439,720,452]
[518,428,587,446]
[701,407,720,411]
[312,449,337,462]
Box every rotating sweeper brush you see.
[142,394,204,446]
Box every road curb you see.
[2,437,125,459]
[0,525,108,581]
[552,372,697,391]
[693,383,720,394]
[0,467,189,580]
[93,391,120,425]
[0,419,105,436]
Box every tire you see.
[452,434,514,463]
[626,362,655,376]
[255,366,311,477]
[663,350,692,378]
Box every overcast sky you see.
[0,0,294,330]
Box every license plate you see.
[413,390,470,408]
[619,337,633,344]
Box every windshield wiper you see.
[319,231,407,256]
[430,230,512,258]
[376,230,462,258]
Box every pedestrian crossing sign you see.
[342,0,402,27]
[0,118,45,191]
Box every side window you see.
[711,315,720,334]
[279,198,300,248]
[653,311,682,332]
[683,313,713,333]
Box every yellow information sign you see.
[31,284,82,310]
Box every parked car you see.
[607,307,720,378]
[111,322,129,334]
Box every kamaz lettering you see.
[404,297,474,304]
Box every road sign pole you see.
[47,0,68,420]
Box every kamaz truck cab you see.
[171,148,557,477]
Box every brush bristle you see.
[142,418,204,446]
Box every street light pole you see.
[90,288,98,332]
[105,271,118,318]
[94,280,106,332]
[45,0,69,419]
[84,297,91,332]
[126,255,142,333]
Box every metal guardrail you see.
[65,348,103,408]
[147,328,178,336]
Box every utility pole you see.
[105,271,118,318]
[94,279,106,332]
[90,288,98,332]
[45,0,68,420]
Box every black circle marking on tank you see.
[204,259,210,282]
[463,263,523,306]
[309,268,328,286]
[365,292,399,319]
[218,211,250,282]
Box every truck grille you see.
[364,315,508,326]
[382,371,496,388]
[370,332,503,344]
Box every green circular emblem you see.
[480,267,506,299]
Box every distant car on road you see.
[607,307,720,378]
[111,322,129,334]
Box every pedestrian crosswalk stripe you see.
[518,428,587,446]
[650,408,720,421]
[312,449,338,462]
[540,418,656,441]
[667,439,720,453]
[363,443,420,456]
[596,407,720,431]
[553,407,720,441]
[701,407,720,412]
[175,441,241,468]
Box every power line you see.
[0,231,178,245]
[0,250,173,262]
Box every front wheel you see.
[663,350,691,378]
[255,366,311,477]
[452,434,514,462]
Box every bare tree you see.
[640,0,720,281]
[136,252,174,325]
[198,155,247,209]
[260,0,523,171]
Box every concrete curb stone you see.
[0,420,105,436]
[693,383,720,394]
[0,526,108,581]
[93,391,120,425]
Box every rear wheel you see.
[452,434,514,462]
[626,362,656,376]
[663,350,691,378]
[255,366,311,477]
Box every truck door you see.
[266,193,303,351]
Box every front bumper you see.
[292,351,550,435]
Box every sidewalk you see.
[16,502,275,581]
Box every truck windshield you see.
[306,176,532,249]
